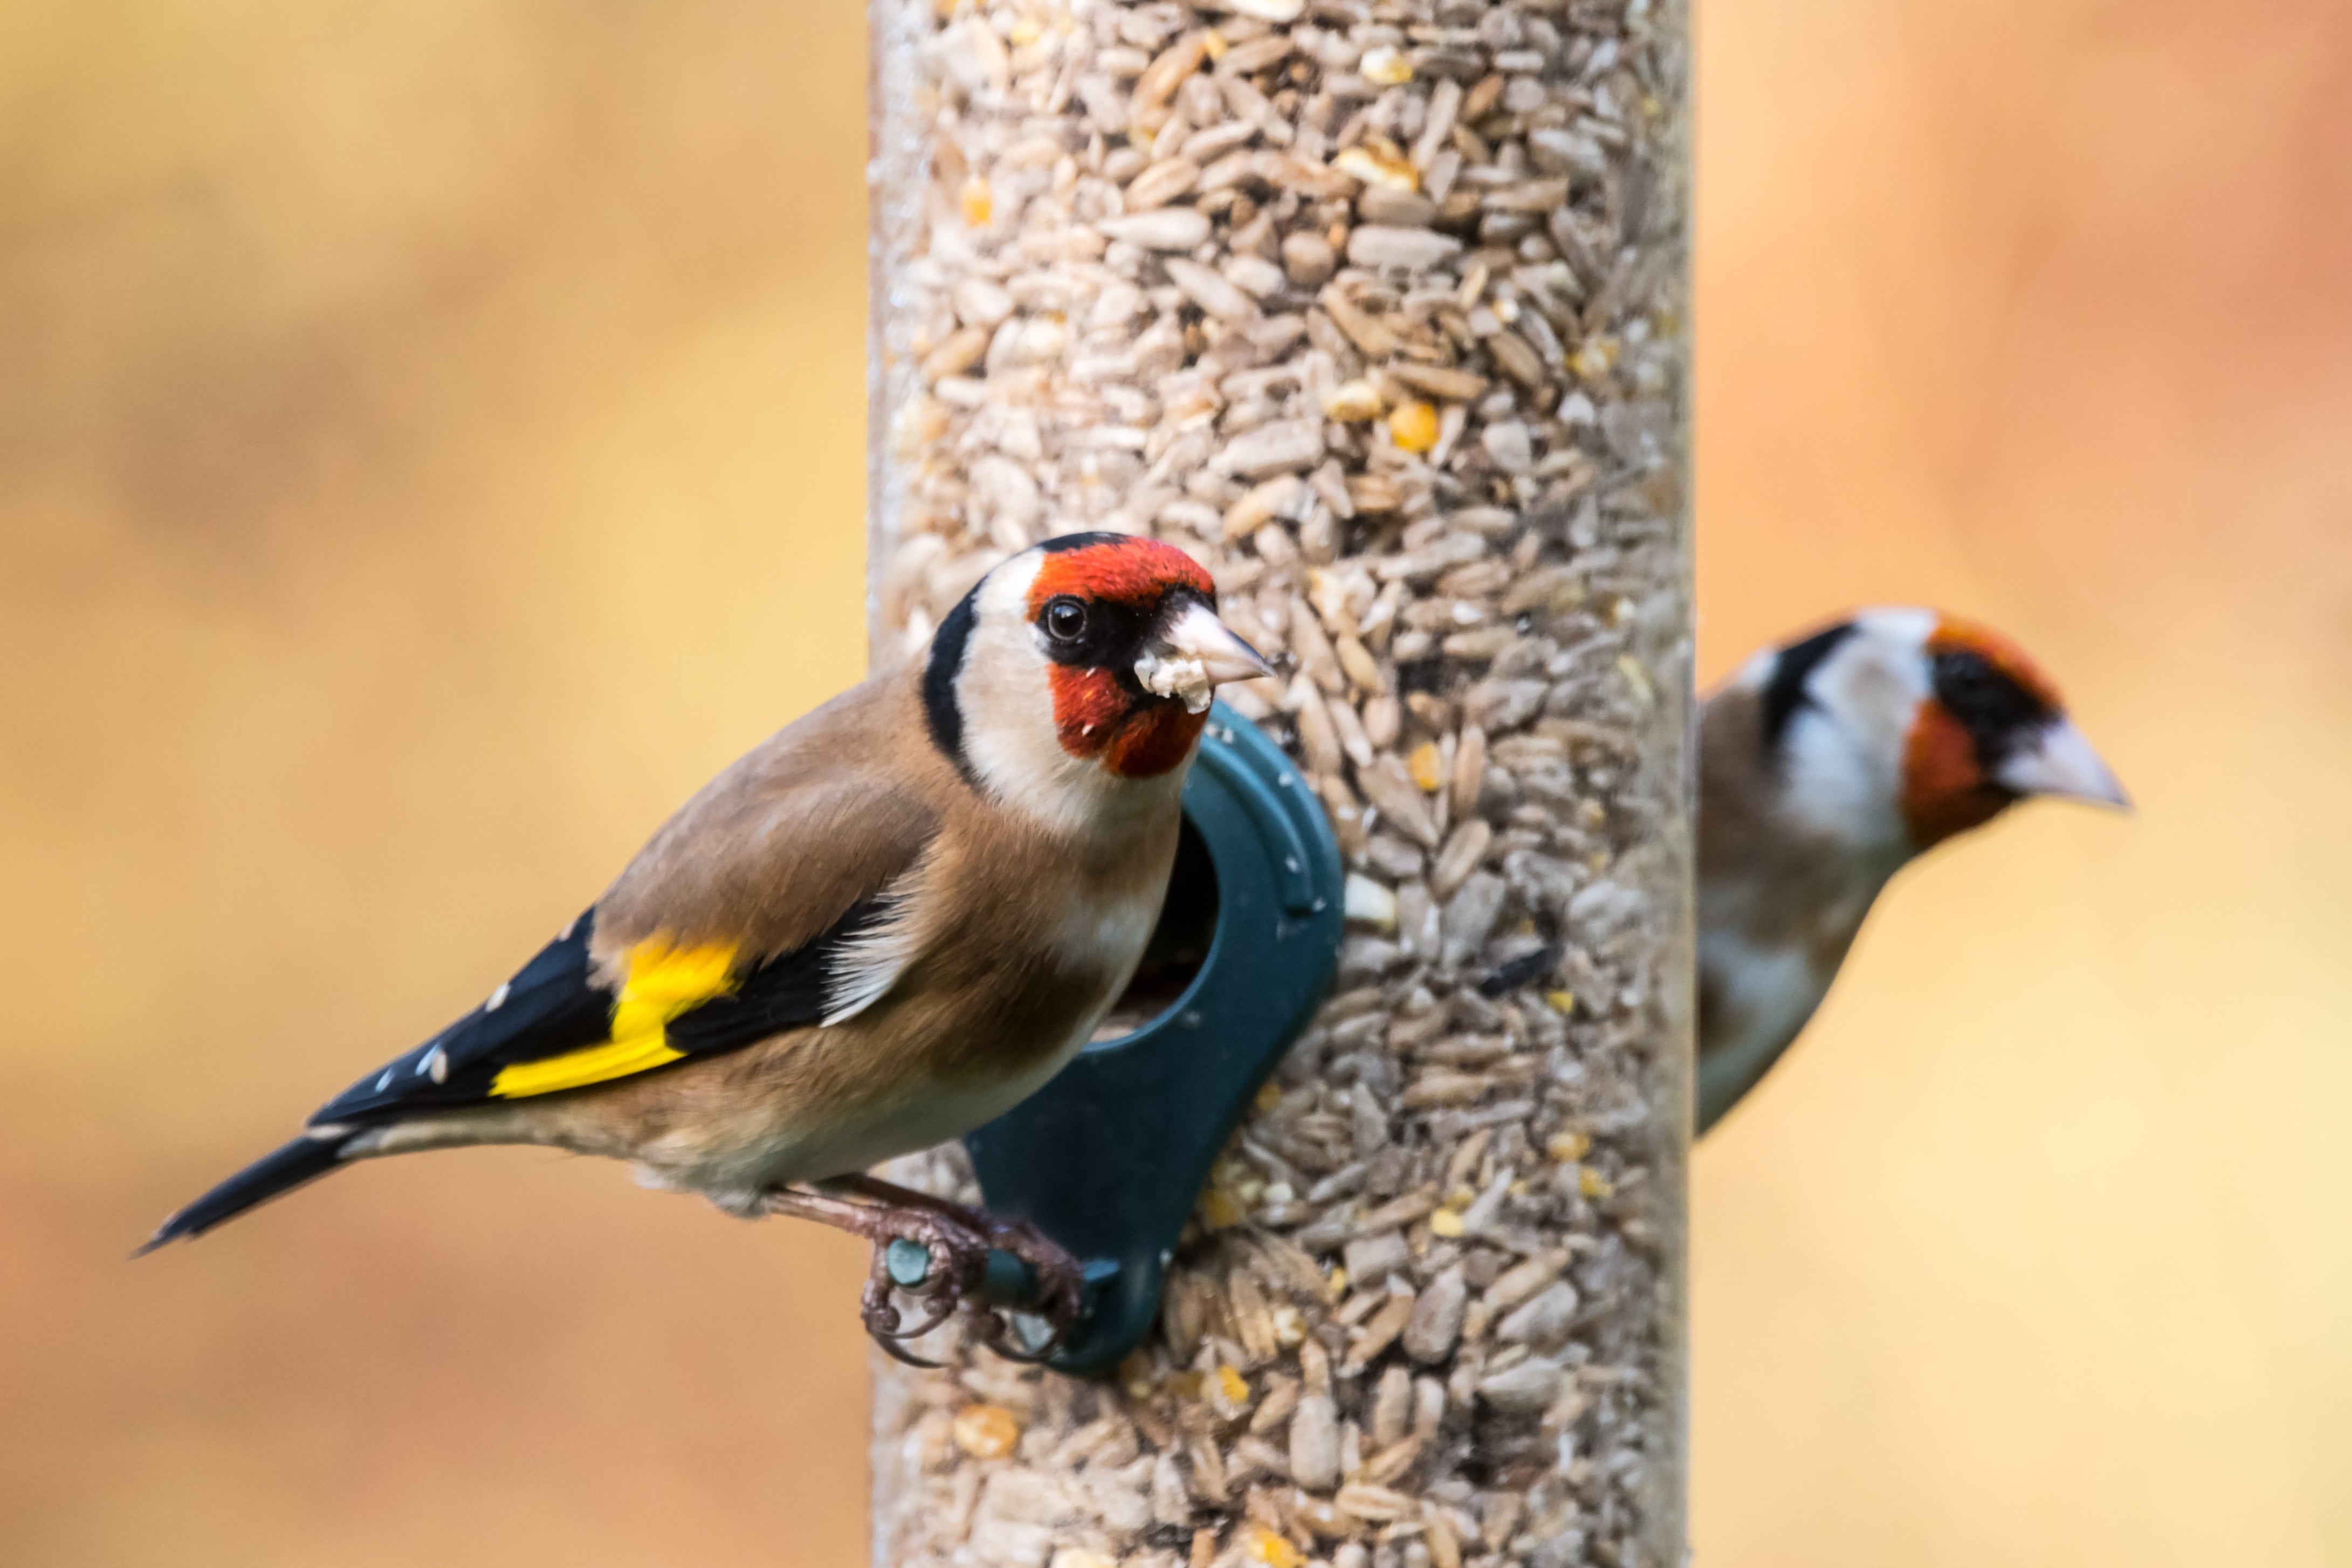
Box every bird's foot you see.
[762,1186,991,1366]
[822,1174,1087,1360]
[764,1181,1086,1366]
[856,1210,998,1366]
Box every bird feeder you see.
[867,0,1693,1561]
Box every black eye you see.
[1941,652,1995,700]
[1043,597,1089,643]
[1933,648,2047,739]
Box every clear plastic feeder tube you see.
[866,1,1690,1562]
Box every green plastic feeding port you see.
[961,703,1345,1374]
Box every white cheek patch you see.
[955,555,1098,828]
[1779,609,1937,853]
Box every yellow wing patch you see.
[490,937,740,1098]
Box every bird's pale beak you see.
[1135,600,1277,711]
[1161,601,1277,685]
[1995,717,2130,809]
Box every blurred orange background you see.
[3,1,2346,1564]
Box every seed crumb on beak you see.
[1133,649,1216,713]
[1138,600,1276,711]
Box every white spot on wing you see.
[486,981,511,1011]
[820,878,921,1028]
[375,1069,394,1092]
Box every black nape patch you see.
[1760,621,1858,754]
[923,586,980,776]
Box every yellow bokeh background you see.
[2,2,2345,1564]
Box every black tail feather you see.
[135,1131,357,1256]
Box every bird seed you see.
[866,0,1691,1563]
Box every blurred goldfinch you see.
[1698,610,2127,1133]
[142,533,1272,1358]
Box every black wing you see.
[307,898,891,1126]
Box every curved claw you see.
[765,1180,1089,1366]
[880,1290,962,1345]
[867,1322,946,1369]
[862,1265,959,1347]
[856,1209,995,1362]
[861,1277,946,1368]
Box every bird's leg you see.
[760,1185,994,1367]
[819,1173,1088,1360]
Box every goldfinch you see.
[142,532,1273,1359]
[1698,609,2127,1133]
